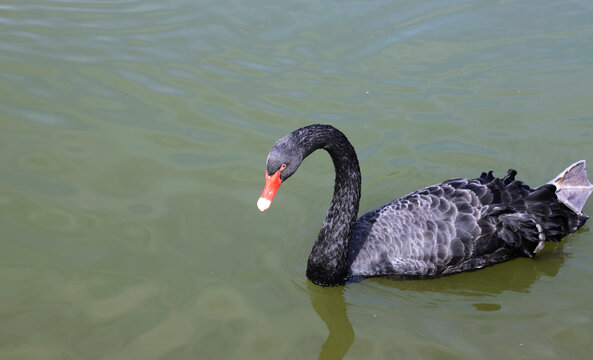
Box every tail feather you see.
[547,160,593,215]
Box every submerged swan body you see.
[258,125,593,286]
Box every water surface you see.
[1,0,593,359]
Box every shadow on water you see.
[306,243,567,359]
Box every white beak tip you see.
[257,197,271,212]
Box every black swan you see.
[257,124,593,286]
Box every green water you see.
[2,0,593,359]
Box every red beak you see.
[257,168,282,211]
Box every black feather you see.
[348,167,587,278]
[263,125,591,285]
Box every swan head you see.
[266,132,304,182]
[257,133,304,211]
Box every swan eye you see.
[280,164,287,170]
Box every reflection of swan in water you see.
[307,282,353,360]
[307,241,568,359]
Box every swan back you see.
[347,170,587,280]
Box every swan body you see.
[258,125,593,286]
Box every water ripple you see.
[2,0,593,359]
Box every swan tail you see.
[547,160,593,215]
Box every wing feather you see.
[347,168,586,280]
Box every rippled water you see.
[2,0,593,359]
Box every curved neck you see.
[296,125,361,286]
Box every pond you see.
[1,0,593,359]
